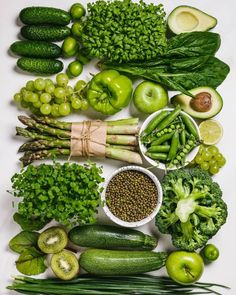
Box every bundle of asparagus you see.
[16,115,143,166]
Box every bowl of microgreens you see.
[101,166,163,228]
[139,107,200,170]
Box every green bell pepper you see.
[86,70,133,115]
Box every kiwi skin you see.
[38,226,68,254]
[50,249,79,280]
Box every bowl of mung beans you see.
[101,166,163,228]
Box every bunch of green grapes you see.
[13,74,89,117]
[192,145,226,175]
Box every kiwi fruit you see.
[38,226,68,254]
[50,249,79,280]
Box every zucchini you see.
[17,58,63,75]
[19,7,71,25]
[79,249,167,275]
[69,224,157,250]
[21,25,71,42]
[10,41,61,58]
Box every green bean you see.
[143,110,169,136]
[151,131,174,146]
[155,105,181,131]
[167,130,179,161]
[181,114,199,139]
[146,152,168,161]
[147,145,170,153]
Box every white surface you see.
[0,0,235,294]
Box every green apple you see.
[133,81,168,114]
[166,251,204,285]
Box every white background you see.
[0,0,235,294]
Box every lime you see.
[199,120,223,145]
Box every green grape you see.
[40,103,52,115]
[74,80,86,92]
[209,165,219,175]
[40,93,51,103]
[68,61,83,77]
[71,98,82,110]
[20,100,30,109]
[56,73,69,87]
[66,86,74,96]
[81,99,89,111]
[45,84,55,94]
[59,102,71,116]
[202,151,212,161]
[54,87,66,99]
[33,100,42,108]
[30,105,40,115]
[217,157,226,167]
[28,92,39,103]
[209,159,217,167]
[198,145,205,155]
[34,78,46,91]
[22,90,31,102]
[51,104,60,117]
[26,80,35,91]
[207,146,219,156]
[195,155,203,164]
[44,78,53,87]
[20,87,27,95]
[201,162,209,171]
[215,153,224,162]
[14,93,22,103]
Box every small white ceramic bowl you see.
[139,108,200,170]
[101,166,163,228]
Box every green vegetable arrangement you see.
[10,162,104,225]
[156,168,228,251]
[81,0,167,62]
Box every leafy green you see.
[10,162,104,226]
[13,212,50,231]
[9,231,39,254]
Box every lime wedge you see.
[199,120,223,145]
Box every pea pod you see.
[143,110,169,136]
[180,130,186,146]
[147,145,170,153]
[146,152,168,161]
[181,114,199,139]
[151,131,174,146]
[167,130,179,161]
[155,106,181,131]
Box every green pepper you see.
[86,70,133,115]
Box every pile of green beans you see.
[141,106,199,167]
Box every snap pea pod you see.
[145,152,168,161]
[181,114,199,139]
[142,110,169,136]
[147,145,170,153]
[167,130,179,161]
[155,105,181,132]
[180,129,186,146]
[151,131,174,146]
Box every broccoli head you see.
[156,168,228,251]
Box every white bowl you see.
[139,108,200,170]
[101,166,163,228]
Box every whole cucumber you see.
[10,41,61,58]
[69,224,157,250]
[21,25,71,42]
[19,7,71,25]
[79,249,167,275]
[17,58,63,75]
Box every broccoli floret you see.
[156,168,228,251]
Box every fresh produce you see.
[86,70,132,115]
[10,162,104,226]
[133,81,168,114]
[16,115,142,165]
[171,87,223,119]
[67,60,83,77]
[191,144,226,175]
[50,249,79,280]
[13,212,50,231]
[102,32,230,96]
[105,169,158,222]
[62,36,79,57]
[167,6,217,35]
[166,251,204,285]
[19,7,71,25]
[81,0,167,62]
[70,3,86,20]
[156,168,228,251]
[10,40,61,58]
[199,120,223,145]
[71,22,83,38]
[141,107,199,167]
[9,231,39,254]
[17,57,63,75]
[79,249,167,275]
[8,275,230,295]
[38,227,68,254]
[69,224,157,250]
[201,244,220,262]
[21,25,71,42]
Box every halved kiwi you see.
[50,249,79,280]
[38,226,68,254]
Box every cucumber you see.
[17,58,63,75]
[69,224,157,250]
[19,7,71,25]
[21,25,71,42]
[79,249,167,275]
[10,41,61,58]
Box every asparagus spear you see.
[106,135,138,146]
[16,127,53,140]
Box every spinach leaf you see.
[16,247,47,275]
[13,212,50,231]
[9,231,39,254]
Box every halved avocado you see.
[171,87,223,119]
[168,6,217,35]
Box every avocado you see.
[168,6,217,35]
[171,87,223,119]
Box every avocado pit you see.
[190,92,212,112]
